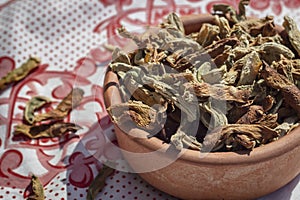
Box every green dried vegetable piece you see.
[33,88,84,122]
[111,47,131,65]
[0,56,40,91]
[14,122,82,139]
[237,51,262,86]
[86,163,115,200]
[199,101,228,130]
[258,42,295,64]
[170,129,202,151]
[24,96,51,124]
[170,117,201,151]
[283,16,300,57]
[27,174,44,200]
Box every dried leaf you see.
[186,82,250,103]
[237,51,262,86]
[203,124,279,151]
[26,175,44,200]
[283,16,300,57]
[0,56,40,91]
[24,96,51,124]
[261,64,300,116]
[86,163,115,200]
[258,42,294,64]
[196,23,220,47]
[107,100,158,129]
[234,16,276,37]
[170,129,202,151]
[33,88,84,122]
[14,122,82,139]
[164,12,185,34]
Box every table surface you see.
[1,0,300,199]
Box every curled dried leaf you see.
[186,82,250,103]
[0,56,40,91]
[261,65,300,116]
[283,16,300,57]
[107,101,158,129]
[203,124,279,152]
[24,96,51,124]
[196,23,220,47]
[14,122,82,139]
[33,88,84,122]
[27,174,44,200]
[86,163,115,200]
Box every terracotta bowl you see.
[103,14,300,200]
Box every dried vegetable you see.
[26,174,44,200]
[107,0,300,152]
[86,163,115,200]
[14,88,84,139]
[0,56,40,92]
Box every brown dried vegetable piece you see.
[33,88,84,122]
[86,163,115,200]
[261,64,300,116]
[186,82,250,103]
[24,96,51,124]
[26,174,44,200]
[14,122,82,139]
[0,56,40,91]
[283,16,300,57]
[107,100,158,130]
[203,124,279,151]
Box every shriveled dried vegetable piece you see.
[196,23,220,47]
[186,82,250,103]
[86,163,115,200]
[14,122,82,139]
[163,12,185,34]
[107,100,158,129]
[237,51,262,86]
[203,124,279,152]
[33,88,84,122]
[24,96,51,124]
[234,16,276,37]
[170,129,202,151]
[236,105,278,128]
[258,42,294,64]
[0,56,40,91]
[261,65,300,116]
[213,0,249,23]
[26,174,44,200]
[283,16,300,57]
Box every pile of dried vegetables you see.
[107,0,300,152]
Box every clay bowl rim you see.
[103,13,300,166]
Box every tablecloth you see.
[1,0,300,199]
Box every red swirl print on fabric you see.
[94,0,202,47]
[0,56,108,188]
